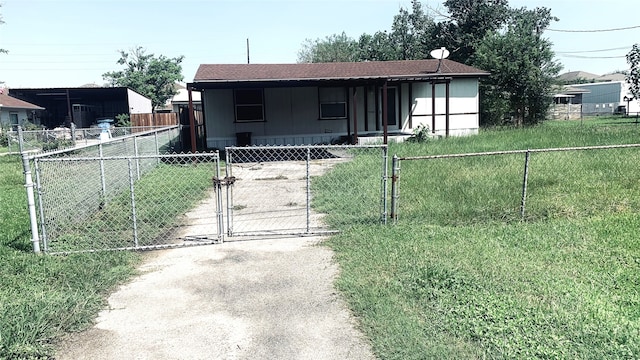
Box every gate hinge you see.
[213,176,236,186]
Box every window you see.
[234,89,264,122]
[318,87,347,119]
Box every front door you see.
[381,87,398,130]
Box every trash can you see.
[96,118,113,141]
[236,132,252,147]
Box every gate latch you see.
[213,176,236,187]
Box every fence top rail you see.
[25,125,179,160]
[398,143,640,161]
[36,152,219,162]
[226,144,387,151]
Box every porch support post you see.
[383,80,388,145]
[364,86,369,132]
[431,80,436,134]
[397,83,402,130]
[408,82,413,129]
[352,87,358,145]
[345,87,351,142]
[66,89,74,127]
[188,86,197,153]
[375,86,380,131]
[445,79,450,137]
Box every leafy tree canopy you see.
[474,7,562,125]
[627,44,640,101]
[297,32,358,63]
[103,46,184,110]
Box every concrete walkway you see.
[55,236,375,360]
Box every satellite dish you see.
[430,47,450,60]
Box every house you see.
[0,90,45,129]
[8,87,152,129]
[550,85,590,120]
[188,59,489,148]
[556,81,639,116]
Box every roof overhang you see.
[188,74,487,91]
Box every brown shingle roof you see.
[0,91,44,110]
[193,59,489,83]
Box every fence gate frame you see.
[224,144,388,237]
[32,152,224,254]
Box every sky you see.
[0,0,638,88]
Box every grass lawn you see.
[318,117,640,359]
[2,116,640,359]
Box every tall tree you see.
[389,0,436,60]
[297,32,358,63]
[626,44,640,102]
[103,46,184,110]
[356,31,396,61]
[474,7,562,125]
[434,0,510,64]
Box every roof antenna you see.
[247,38,250,64]
[429,47,450,73]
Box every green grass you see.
[0,155,141,359]
[318,118,640,359]
[0,153,215,358]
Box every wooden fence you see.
[131,113,178,127]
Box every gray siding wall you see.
[203,79,480,148]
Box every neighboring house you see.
[0,90,45,129]
[555,81,639,116]
[9,87,152,129]
[188,59,489,148]
[550,85,590,120]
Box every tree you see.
[297,32,358,63]
[356,31,396,61]
[389,0,436,60]
[474,7,562,125]
[103,47,184,110]
[434,0,510,64]
[627,44,640,102]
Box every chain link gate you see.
[224,145,388,237]
[35,153,224,253]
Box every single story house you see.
[8,87,152,129]
[0,90,45,129]
[187,59,489,148]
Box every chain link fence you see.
[35,153,222,253]
[224,145,388,236]
[391,144,640,225]
[19,125,211,253]
[6,125,177,154]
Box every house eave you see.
[189,73,487,91]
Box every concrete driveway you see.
[55,236,375,360]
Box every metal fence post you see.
[70,123,76,146]
[381,146,389,224]
[99,142,106,198]
[390,155,400,224]
[133,136,140,180]
[33,159,49,252]
[306,147,311,233]
[214,151,225,243]
[520,150,531,220]
[127,158,139,248]
[21,154,41,253]
[17,125,25,154]
[225,149,234,237]
[154,130,160,164]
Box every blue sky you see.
[1,0,638,88]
